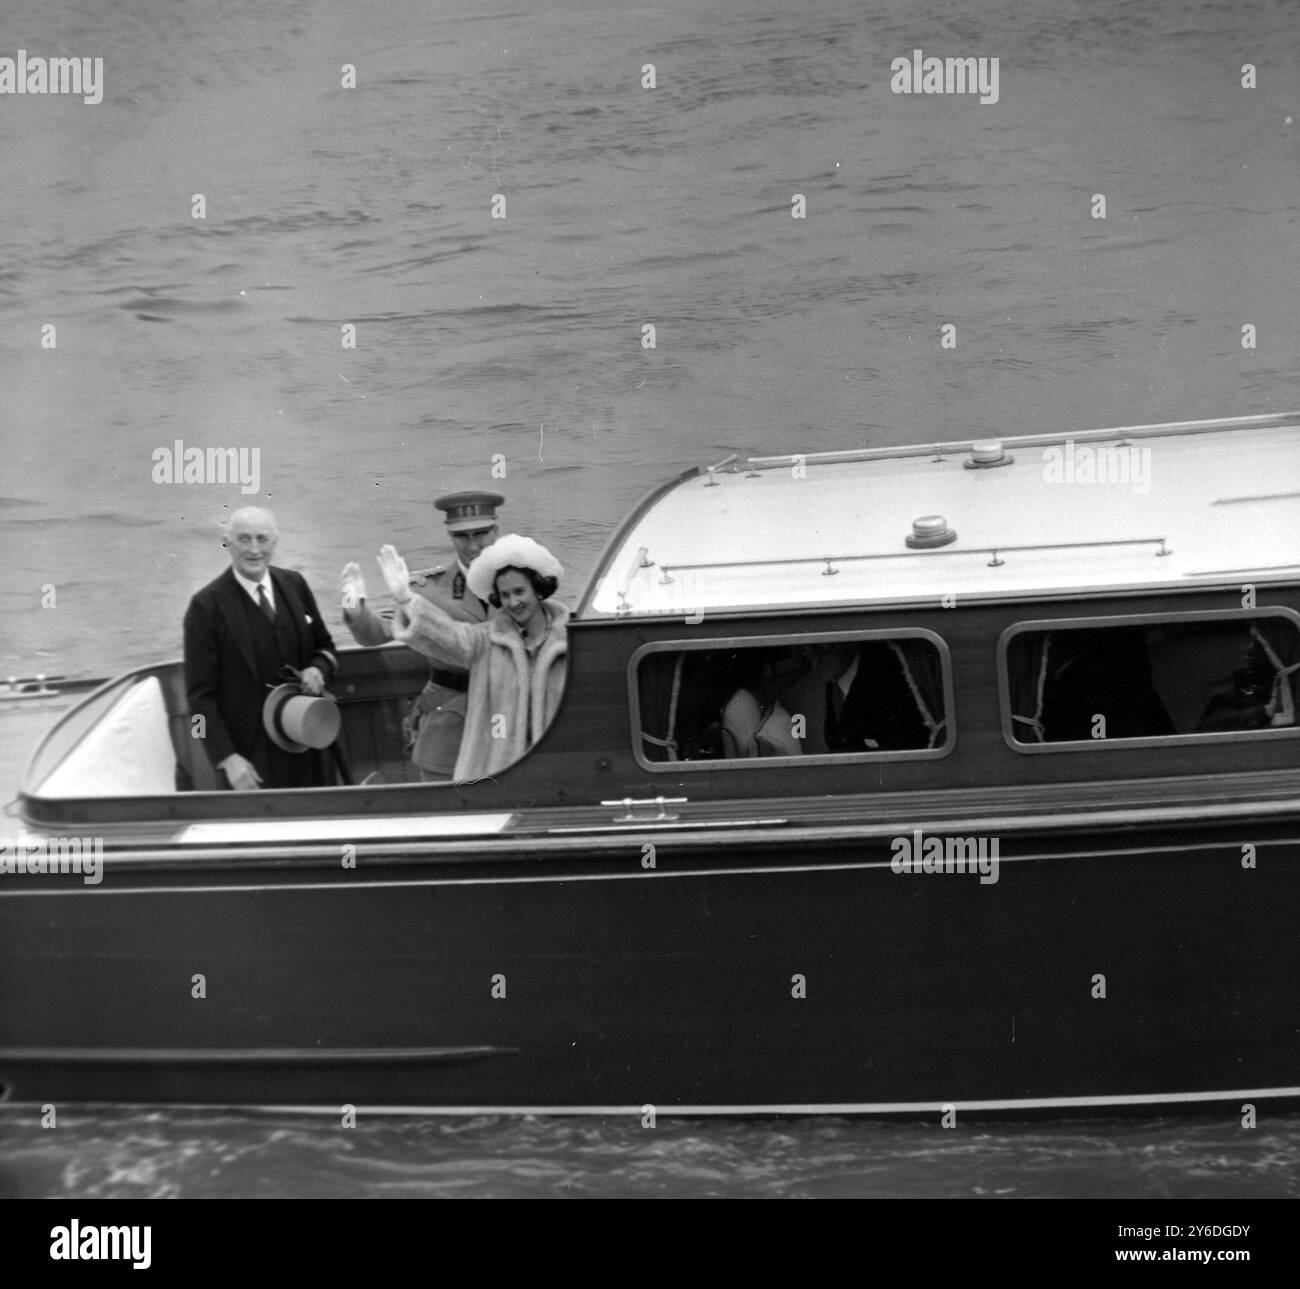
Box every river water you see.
[1,0,1297,1199]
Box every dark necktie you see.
[257,583,276,624]
[824,681,842,748]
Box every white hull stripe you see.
[7,1085,1297,1117]
[177,814,514,843]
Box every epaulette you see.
[408,565,445,586]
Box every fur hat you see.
[467,533,563,602]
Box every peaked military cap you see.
[434,491,505,533]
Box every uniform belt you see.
[427,667,469,692]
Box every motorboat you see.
[2,410,1297,1114]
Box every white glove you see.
[219,752,262,792]
[339,561,367,616]
[299,666,326,696]
[377,545,413,605]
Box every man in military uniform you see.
[339,491,503,778]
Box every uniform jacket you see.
[392,595,569,783]
[342,563,490,774]
[183,565,337,782]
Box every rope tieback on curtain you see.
[1250,624,1300,727]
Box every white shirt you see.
[234,569,274,611]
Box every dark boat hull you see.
[3,815,1297,1113]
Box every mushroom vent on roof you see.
[965,439,1013,469]
[905,515,957,549]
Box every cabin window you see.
[633,630,952,768]
[1001,609,1300,747]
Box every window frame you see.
[996,605,1300,754]
[628,627,956,773]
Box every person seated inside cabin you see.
[1041,629,1174,741]
[814,642,931,753]
[716,642,931,757]
[718,645,832,756]
[1190,641,1277,733]
[712,647,800,757]
[717,645,838,758]
[663,649,746,760]
[720,687,803,758]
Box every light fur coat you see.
[392,596,569,782]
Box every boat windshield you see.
[23,671,144,794]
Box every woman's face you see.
[496,569,542,631]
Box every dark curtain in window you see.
[887,639,948,748]
[637,652,684,762]
[1006,632,1052,743]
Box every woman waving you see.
[375,537,567,783]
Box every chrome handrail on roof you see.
[656,535,1171,581]
[743,410,1300,471]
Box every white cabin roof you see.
[584,413,1300,618]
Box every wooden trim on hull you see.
[4,777,1298,882]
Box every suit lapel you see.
[270,567,307,656]
[215,568,261,681]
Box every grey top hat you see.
[263,683,341,753]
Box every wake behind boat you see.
[2,411,1298,1115]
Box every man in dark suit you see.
[338,490,502,779]
[822,642,931,753]
[184,507,339,790]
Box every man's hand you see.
[339,561,367,616]
[377,545,413,605]
[219,753,262,792]
[299,666,326,696]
